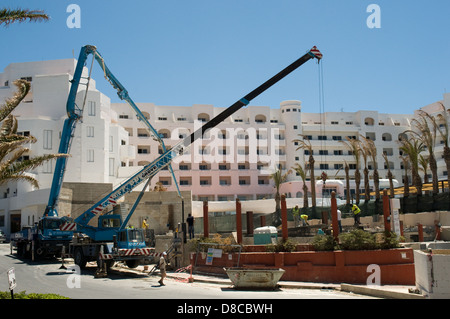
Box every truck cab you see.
[97,214,146,249]
[38,216,73,241]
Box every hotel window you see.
[43,130,52,149]
[109,158,115,176]
[87,149,94,162]
[43,155,53,173]
[87,126,94,137]
[109,136,113,152]
[88,101,96,116]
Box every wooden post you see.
[246,211,254,235]
[383,189,391,233]
[236,199,243,244]
[281,194,288,241]
[203,200,209,238]
[260,215,266,227]
[331,191,339,240]
[418,223,424,242]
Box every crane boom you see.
[74,46,322,238]
[44,45,182,217]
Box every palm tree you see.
[0,8,49,26]
[0,80,67,188]
[425,102,450,189]
[359,137,370,202]
[292,162,309,209]
[361,135,380,201]
[270,168,290,214]
[418,154,430,184]
[344,161,351,204]
[399,135,424,196]
[293,135,316,207]
[400,155,411,197]
[408,112,439,194]
[340,137,362,204]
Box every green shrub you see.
[188,234,241,253]
[312,234,337,251]
[339,229,377,250]
[376,231,403,249]
[0,291,69,299]
[265,239,297,252]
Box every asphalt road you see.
[0,243,374,301]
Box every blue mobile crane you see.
[11,45,180,260]
[13,44,322,271]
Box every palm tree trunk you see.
[355,169,361,204]
[429,155,439,194]
[373,169,380,201]
[364,167,370,202]
[309,155,316,207]
[345,163,350,205]
[302,184,309,208]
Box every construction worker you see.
[292,205,300,226]
[186,214,194,239]
[337,209,343,233]
[352,204,361,225]
[300,214,309,226]
[158,252,167,286]
[142,218,149,230]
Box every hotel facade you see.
[0,58,449,236]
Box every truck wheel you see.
[126,259,140,269]
[35,246,46,259]
[17,243,24,257]
[74,247,87,269]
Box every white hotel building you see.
[0,58,449,236]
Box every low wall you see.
[193,248,415,285]
[414,249,450,298]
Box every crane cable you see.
[318,59,326,169]
[317,58,328,207]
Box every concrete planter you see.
[193,248,415,285]
[225,267,285,290]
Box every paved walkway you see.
[116,265,425,299]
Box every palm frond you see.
[0,8,49,26]
[0,79,30,121]
[0,154,68,189]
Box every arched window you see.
[255,114,266,123]
[382,133,392,141]
[364,117,375,126]
[197,113,210,122]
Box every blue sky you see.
[1,0,449,115]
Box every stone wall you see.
[117,190,192,235]
[62,182,191,233]
[63,182,113,227]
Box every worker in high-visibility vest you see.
[300,214,309,226]
[352,204,361,225]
